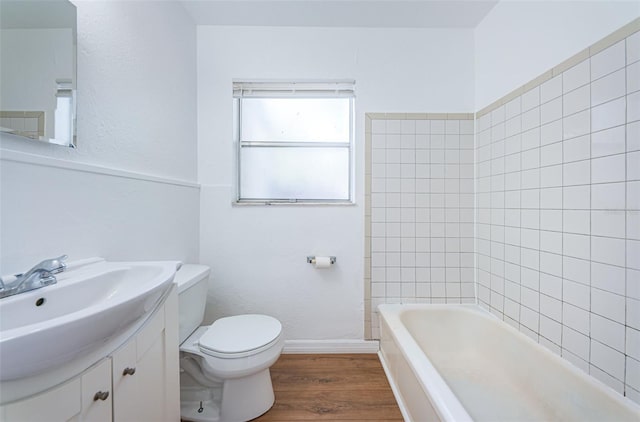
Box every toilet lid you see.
[198,314,282,356]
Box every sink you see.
[0,258,180,381]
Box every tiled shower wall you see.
[365,114,475,339]
[475,23,640,402]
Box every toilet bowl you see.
[175,265,284,422]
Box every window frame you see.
[233,81,355,205]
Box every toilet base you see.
[181,399,220,422]
[180,368,275,422]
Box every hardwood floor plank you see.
[253,354,403,421]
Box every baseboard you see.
[283,339,379,354]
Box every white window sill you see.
[232,201,356,207]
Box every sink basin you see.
[0,258,179,381]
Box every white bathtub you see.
[378,304,640,422]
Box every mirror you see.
[0,0,77,147]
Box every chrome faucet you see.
[0,255,68,299]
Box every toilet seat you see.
[198,314,282,359]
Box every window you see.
[234,81,354,203]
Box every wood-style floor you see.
[253,354,403,421]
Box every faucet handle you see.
[39,255,68,274]
[51,255,68,273]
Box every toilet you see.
[175,264,284,422]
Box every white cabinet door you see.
[0,378,82,422]
[80,359,112,422]
[112,305,169,422]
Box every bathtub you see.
[378,304,640,422]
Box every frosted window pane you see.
[241,98,350,142]
[240,147,349,200]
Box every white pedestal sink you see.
[0,258,179,382]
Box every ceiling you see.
[179,0,499,28]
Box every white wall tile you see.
[591,210,625,238]
[630,61,640,95]
[563,160,591,186]
[505,97,521,119]
[563,233,590,260]
[522,107,541,131]
[540,120,563,146]
[563,110,590,140]
[563,279,590,309]
[372,120,386,133]
[415,120,430,134]
[563,60,590,94]
[541,97,563,125]
[563,134,591,163]
[460,120,474,135]
[541,210,562,232]
[540,315,562,344]
[628,327,640,361]
[401,120,416,134]
[540,142,563,167]
[591,68,626,106]
[522,87,540,112]
[591,97,626,132]
[541,75,563,103]
[591,340,625,381]
[563,85,590,117]
[628,297,640,330]
[563,303,590,334]
[563,210,590,235]
[592,287,626,323]
[563,326,590,360]
[591,182,626,210]
[540,233,562,263]
[431,120,445,133]
[591,125,626,158]
[563,257,590,286]
[386,120,402,133]
[591,262,626,296]
[629,31,640,64]
[520,305,539,331]
[491,106,506,126]
[563,185,590,209]
[540,187,562,209]
[629,151,640,180]
[629,91,640,123]
[627,357,640,391]
[592,235,626,267]
[591,313,625,353]
[591,40,625,81]
[629,181,640,210]
[592,154,626,184]
[628,240,640,271]
[540,293,562,321]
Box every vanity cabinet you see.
[0,359,112,422]
[0,287,179,422]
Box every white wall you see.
[0,1,199,275]
[475,0,640,109]
[198,26,475,340]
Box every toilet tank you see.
[174,264,211,344]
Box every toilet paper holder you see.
[306,256,336,265]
